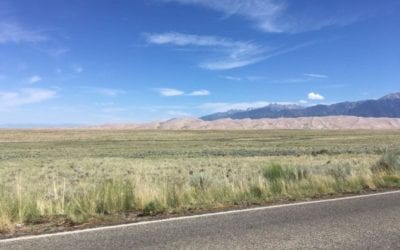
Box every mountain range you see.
[201,92,400,121]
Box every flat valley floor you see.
[1,129,400,236]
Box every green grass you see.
[1,129,400,234]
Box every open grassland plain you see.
[1,129,400,237]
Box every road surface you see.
[1,191,400,249]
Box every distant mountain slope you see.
[92,116,400,130]
[201,92,400,120]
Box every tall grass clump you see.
[263,163,285,182]
[262,163,302,196]
[262,163,312,196]
[66,180,136,222]
[263,163,309,182]
[94,180,135,214]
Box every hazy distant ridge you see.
[92,116,400,130]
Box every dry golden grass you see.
[1,129,400,234]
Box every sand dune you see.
[90,116,400,130]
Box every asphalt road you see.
[2,191,400,250]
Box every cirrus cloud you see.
[304,73,328,79]
[163,0,381,33]
[0,22,46,44]
[0,88,56,110]
[146,32,266,70]
[155,88,210,97]
[146,32,315,71]
[82,87,126,97]
[163,0,285,33]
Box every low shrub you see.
[189,172,211,191]
[142,200,164,216]
[371,152,400,173]
[263,163,285,182]
[326,165,352,180]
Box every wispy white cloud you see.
[221,75,268,82]
[164,0,285,33]
[308,92,324,100]
[83,87,126,97]
[0,22,46,44]
[188,89,210,96]
[272,71,328,84]
[201,57,263,71]
[304,73,328,79]
[263,41,317,60]
[28,75,42,84]
[0,20,71,60]
[146,32,266,70]
[0,88,56,109]
[156,88,185,97]
[155,88,210,97]
[221,75,242,81]
[226,73,330,85]
[273,78,309,84]
[147,32,232,47]
[164,0,369,33]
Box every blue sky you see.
[0,0,399,124]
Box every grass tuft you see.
[142,200,164,216]
[263,163,285,182]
